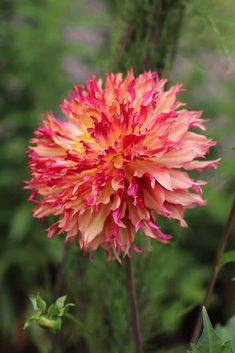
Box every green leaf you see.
[36,295,47,312]
[216,315,235,350]
[24,312,41,330]
[24,317,35,330]
[55,295,67,309]
[29,294,38,311]
[220,251,235,267]
[62,303,75,315]
[29,294,46,312]
[59,303,75,317]
[188,308,234,353]
[47,303,60,317]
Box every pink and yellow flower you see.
[26,71,219,259]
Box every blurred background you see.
[0,0,235,352]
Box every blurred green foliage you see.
[217,314,235,350]
[0,0,235,352]
[104,0,186,74]
[0,1,69,348]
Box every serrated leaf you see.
[47,303,60,317]
[55,295,67,309]
[189,308,234,353]
[220,251,235,267]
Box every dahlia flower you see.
[26,71,219,259]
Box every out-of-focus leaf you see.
[221,251,235,267]
[29,294,46,312]
[216,315,235,350]
[29,295,38,311]
[62,303,75,315]
[36,295,47,312]
[47,304,60,317]
[55,295,67,309]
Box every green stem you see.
[65,313,108,353]
[190,197,235,345]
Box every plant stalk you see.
[190,197,235,344]
[126,256,144,353]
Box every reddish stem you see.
[126,256,144,353]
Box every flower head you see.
[26,71,219,260]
